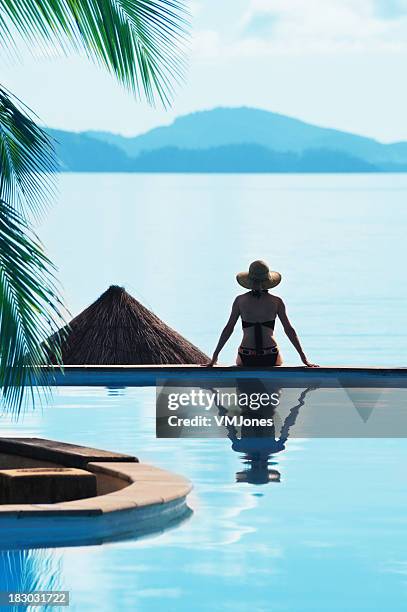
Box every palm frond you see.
[0,85,57,219]
[0,86,63,412]
[0,0,190,411]
[0,0,190,106]
[0,198,66,413]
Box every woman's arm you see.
[277,298,318,367]
[206,298,240,366]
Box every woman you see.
[207,260,318,368]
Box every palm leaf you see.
[0,89,64,413]
[0,85,57,219]
[0,1,189,411]
[0,198,66,413]
[0,0,190,105]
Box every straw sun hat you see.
[236,260,282,290]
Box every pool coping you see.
[39,364,407,388]
[0,438,192,518]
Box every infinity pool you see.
[1,386,407,611]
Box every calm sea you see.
[39,173,407,366]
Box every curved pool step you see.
[0,462,192,517]
[0,438,192,547]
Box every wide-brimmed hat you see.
[236,260,281,290]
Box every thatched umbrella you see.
[48,285,208,365]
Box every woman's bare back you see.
[237,291,281,350]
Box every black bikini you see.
[239,319,279,367]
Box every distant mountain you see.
[86,107,407,167]
[47,128,133,172]
[131,145,377,173]
[47,107,407,172]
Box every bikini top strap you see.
[241,320,275,329]
[241,320,276,352]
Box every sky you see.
[2,0,407,141]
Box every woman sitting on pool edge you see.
[206,260,318,368]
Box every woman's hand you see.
[302,358,319,368]
[203,356,218,367]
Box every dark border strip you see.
[0,438,138,469]
[37,365,407,389]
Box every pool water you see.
[1,387,407,611]
[1,173,407,610]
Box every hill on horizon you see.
[48,107,407,172]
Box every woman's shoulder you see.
[235,291,252,303]
[233,292,253,312]
[269,293,283,308]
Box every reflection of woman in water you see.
[218,387,315,485]
[207,260,318,368]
